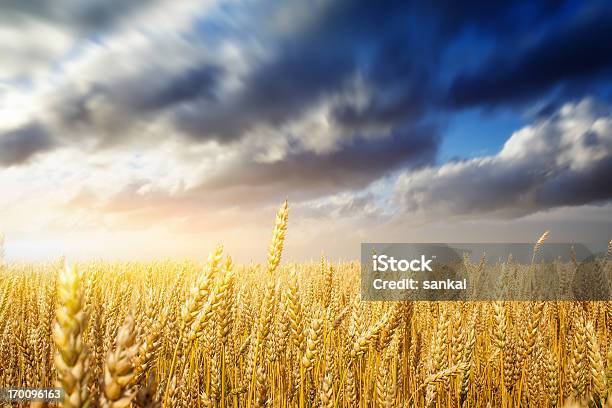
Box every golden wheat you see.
[0,204,611,407]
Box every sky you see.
[1,0,611,262]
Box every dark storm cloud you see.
[32,0,603,148]
[49,63,224,145]
[136,65,223,112]
[447,7,612,108]
[176,44,355,142]
[148,0,583,142]
[394,99,612,218]
[427,0,563,36]
[43,0,435,146]
[536,153,612,208]
[330,40,431,129]
[0,123,55,166]
[175,0,419,142]
[198,125,438,205]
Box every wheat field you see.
[1,201,612,407]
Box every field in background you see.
[1,202,612,407]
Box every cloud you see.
[136,64,224,112]
[447,7,612,108]
[87,124,438,223]
[175,44,355,143]
[198,124,438,204]
[394,98,612,218]
[4,1,612,262]
[0,0,164,80]
[2,0,612,232]
[49,60,225,146]
[4,0,608,162]
[0,0,158,34]
[169,0,431,143]
[0,123,55,166]
[33,1,438,149]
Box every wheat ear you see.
[101,315,139,408]
[53,263,90,408]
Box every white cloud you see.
[394,98,612,219]
[0,19,73,79]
